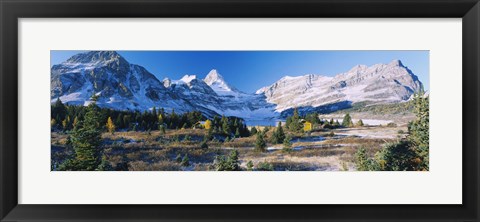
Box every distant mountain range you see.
[51,51,423,120]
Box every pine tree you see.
[247,160,254,171]
[123,115,131,129]
[72,116,79,129]
[250,126,258,135]
[115,114,123,129]
[288,108,302,132]
[283,134,292,151]
[356,119,364,127]
[63,103,103,171]
[51,118,57,128]
[276,122,285,143]
[342,113,353,127]
[221,115,230,135]
[408,93,429,170]
[152,107,157,120]
[52,98,67,123]
[235,128,241,138]
[355,147,373,171]
[62,118,68,131]
[106,117,116,134]
[255,132,267,152]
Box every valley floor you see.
[51,125,407,171]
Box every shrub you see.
[356,119,364,127]
[181,154,190,167]
[214,150,240,171]
[247,160,254,171]
[256,161,274,171]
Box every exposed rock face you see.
[51,51,424,120]
[50,51,192,112]
[256,59,423,112]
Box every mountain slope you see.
[51,51,192,112]
[51,51,424,121]
[255,60,423,113]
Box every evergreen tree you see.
[97,155,113,171]
[62,103,103,171]
[152,107,157,120]
[255,132,267,152]
[221,115,230,135]
[215,150,240,171]
[276,122,285,143]
[181,154,190,167]
[123,115,131,129]
[115,114,123,129]
[342,113,353,127]
[285,116,292,129]
[288,108,302,132]
[106,117,116,134]
[62,118,68,131]
[283,134,292,151]
[356,119,364,127]
[355,147,375,171]
[250,126,258,135]
[72,116,79,129]
[247,160,254,171]
[334,120,340,127]
[271,122,286,144]
[50,118,57,128]
[52,98,67,123]
[408,93,429,170]
[235,128,241,138]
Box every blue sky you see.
[51,50,429,93]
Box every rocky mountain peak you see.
[179,75,197,84]
[65,51,126,65]
[204,69,224,84]
[203,69,237,93]
[388,59,404,67]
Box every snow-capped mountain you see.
[51,51,276,119]
[50,51,192,112]
[162,72,276,119]
[203,69,241,96]
[256,59,423,113]
[51,51,424,121]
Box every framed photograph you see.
[1,0,479,221]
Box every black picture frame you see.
[1,0,479,221]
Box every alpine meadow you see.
[51,50,429,171]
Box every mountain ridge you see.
[51,51,424,120]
